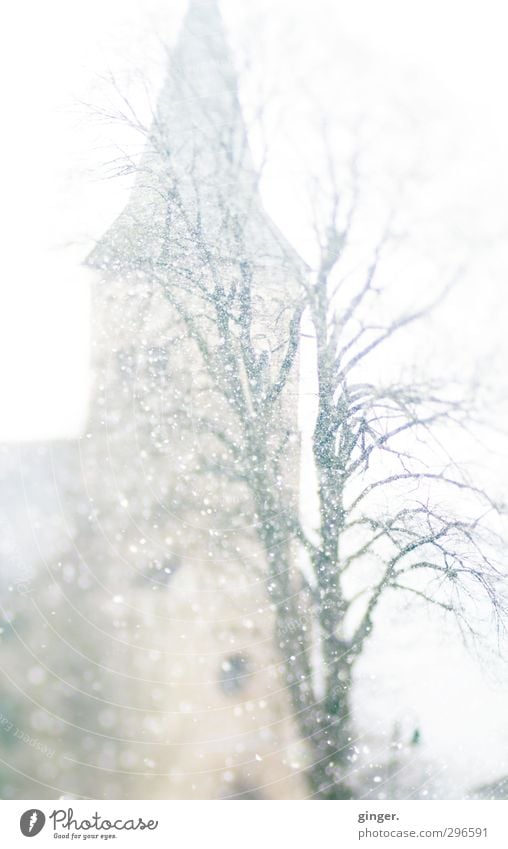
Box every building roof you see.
[86,0,307,276]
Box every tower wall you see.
[0,0,309,800]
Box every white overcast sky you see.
[0,0,508,794]
[1,0,507,439]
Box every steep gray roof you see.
[86,0,306,276]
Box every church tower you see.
[4,0,308,800]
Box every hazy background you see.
[1,0,507,796]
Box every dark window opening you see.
[218,653,251,696]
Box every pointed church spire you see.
[87,0,249,272]
[87,0,304,274]
[158,0,241,142]
[177,0,229,63]
[180,0,223,37]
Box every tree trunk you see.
[305,649,355,799]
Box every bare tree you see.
[87,41,507,801]
[290,160,506,796]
